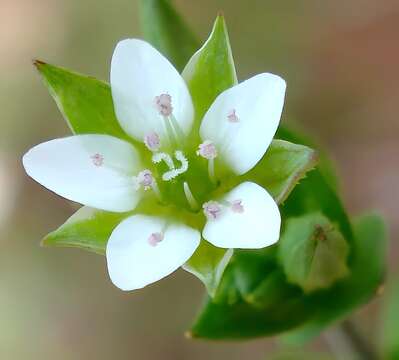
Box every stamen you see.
[203,201,222,220]
[227,109,239,123]
[197,140,217,160]
[155,93,173,116]
[148,232,164,247]
[183,182,199,211]
[133,169,162,201]
[91,153,104,167]
[169,114,186,144]
[208,158,216,184]
[144,132,161,151]
[231,199,244,213]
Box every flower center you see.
[147,232,164,247]
[152,150,188,181]
[155,93,173,116]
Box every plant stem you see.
[325,320,378,360]
[339,320,378,360]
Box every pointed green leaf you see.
[183,241,233,297]
[139,0,200,72]
[182,15,237,136]
[42,207,130,254]
[188,214,386,339]
[243,140,318,204]
[34,61,129,140]
[278,213,350,293]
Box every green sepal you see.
[34,61,129,140]
[42,207,131,254]
[183,241,233,297]
[278,213,350,293]
[188,214,386,339]
[242,139,318,204]
[182,15,237,133]
[283,214,386,343]
[139,0,200,72]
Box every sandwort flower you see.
[23,39,286,290]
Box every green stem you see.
[325,320,379,360]
[339,320,378,360]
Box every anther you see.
[231,199,244,213]
[203,201,222,220]
[197,140,217,160]
[91,153,104,167]
[155,93,173,116]
[137,169,154,190]
[227,109,239,123]
[144,132,161,151]
[148,232,164,247]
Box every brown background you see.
[1,0,398,358]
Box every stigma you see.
[155,93,173,116]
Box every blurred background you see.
[1,0,398,358]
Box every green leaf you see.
[139,0,200,72]
[42,207,130,254]
[243,140,318,204]
[189,247,311,339]
[183,241,233,297]
[381,280,399,359]
[188,214,386,339]
[34,61,129,140]
[182,15,237,138]
[278,213,350,293]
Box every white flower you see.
[23,39,286,291]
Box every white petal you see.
[202,182,281,249]
[200,73,286,175]
[110,39,194,143]
[106,215,200,290]
[23,135,142,212]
